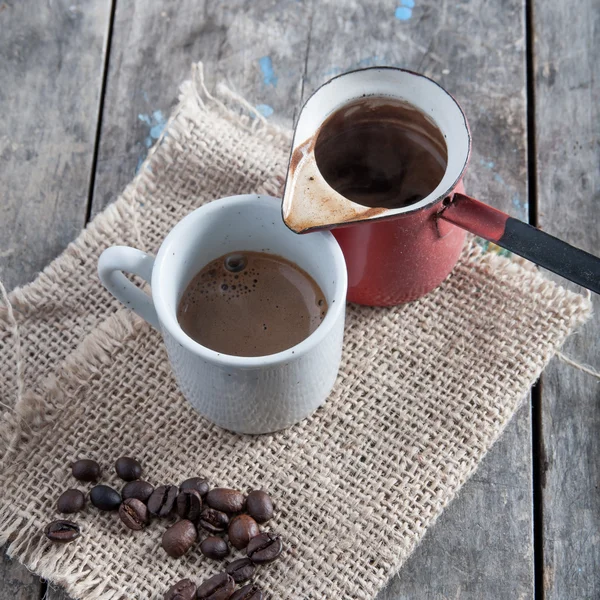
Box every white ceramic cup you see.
[98,194,347,434]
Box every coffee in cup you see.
[177,251,328,357]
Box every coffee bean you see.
[246,531,283,564]
[71,459,101,482]
[115,456,143,481]
[57,489,85,514]
[161,520,197,558]
[230,584,263,600]
[199,508,229,533]
[147,485,179,517]
[225,558,256,584]
[163,578,197,600]
[200,535,230,560]
[119,498,150,530]
[228,515,260,550]
[196,572,235,600]
[122,480,154,503]
[176,489,203,521]
[206,488,245,513]
[44,520,80,543]
[180,476,210,498]
[245,490,274,524]
[90,484,121,511]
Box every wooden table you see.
[1,1,598,598]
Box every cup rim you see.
[151,194,348,367]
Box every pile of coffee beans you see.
[43,457,282,600]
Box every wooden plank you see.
[300,1,533,598]
[90,0,312,215]
[534,0,600,597]
[48,1,311,597]
[0,0,112,291]
[0,1,112,598]
[87,1,532,598]
[0,553,41,600]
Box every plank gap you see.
[526,1,545,598]
[531,379,546,600]
[526,0,539,229]
[85,0,118,225]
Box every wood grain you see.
[0,0,112,291]
[0,1,112,597]
[87,1,533,598]
[534,0,600,597]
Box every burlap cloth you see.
[0,64,592,600]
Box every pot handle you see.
[438,193,600,294]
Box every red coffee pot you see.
[282,67,600,305]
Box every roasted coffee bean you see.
[163,578,197,600]
[71,459,101,482]
[90,484,121,511]
[122,480,154,503]
[228,515,260,550]
[147,485,179,517]
[161,519,197,558]
[200,535,230,560]
[199,507,229,533]
[44,520,80,543]
[179,476,210,498]
[176,489,203,521]
[230,584,263,600]
[206,488,245,513]
[225,558,256,584]
[115,456,143,481]
[247,531,283,564]
[119,498,150,530]
[196,572,235,600]
[245,490,274,523]
[57,489,85,514]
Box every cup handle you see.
[98,246,159,328]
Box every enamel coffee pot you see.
[282,67,600,305]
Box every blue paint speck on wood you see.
[150,123,165,139]
[137,111,168,167]
[395,6,412,20]
[256,104,274,117]
[395,0,414,20]
[259,56,278,87]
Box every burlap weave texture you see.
[0,65,592,599]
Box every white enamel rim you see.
[290,66,472,222]
[152,194,348,368]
